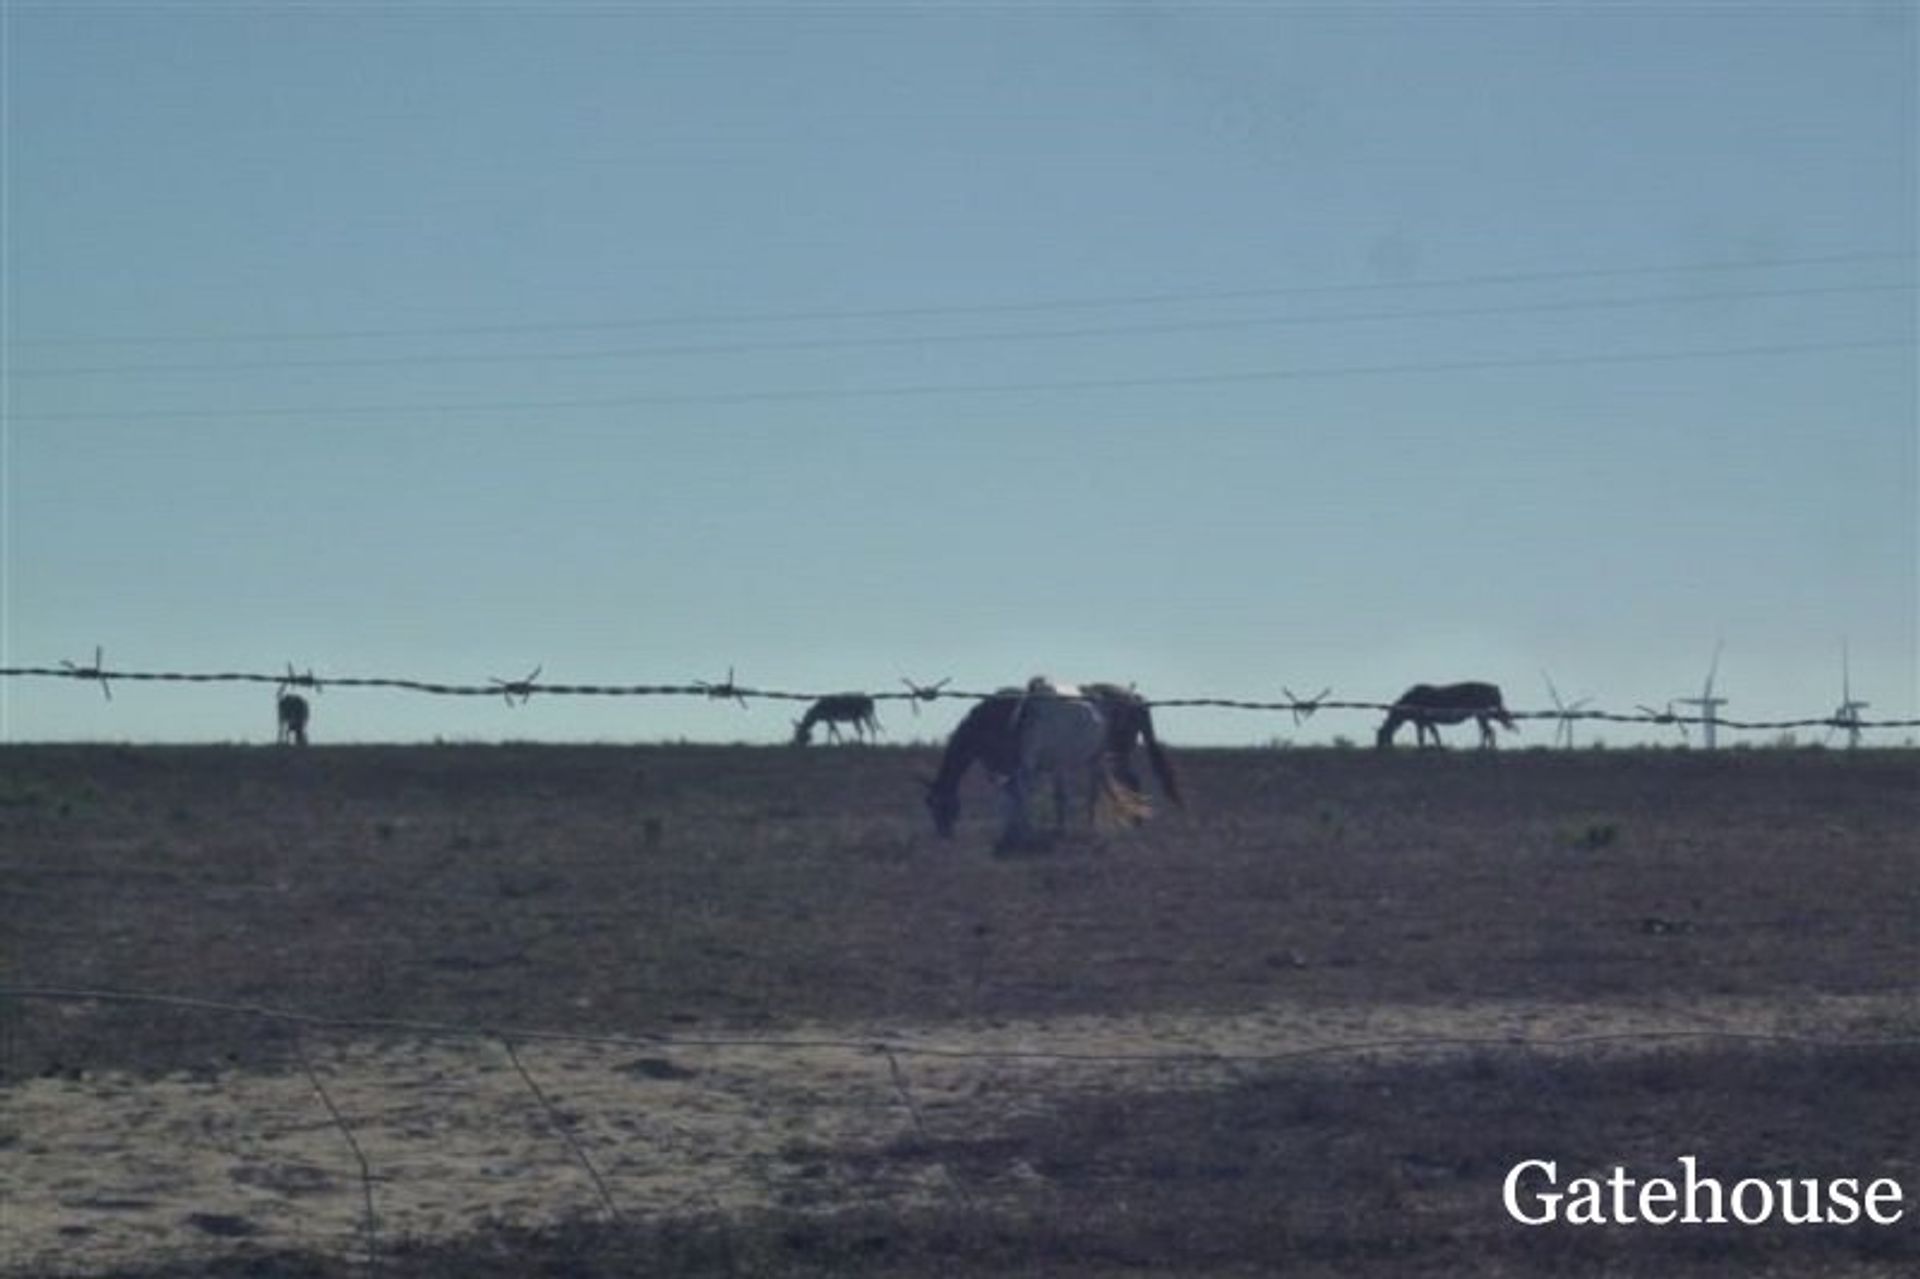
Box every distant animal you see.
[999,678,1151,849]
[921,679,1177,839]
[1376,682,1517,749]
[276,693,310,747]
[792,694,881,746]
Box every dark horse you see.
[921,682,1182,838]
[276,693,310,746]
[1376,682,1517,749]
[793,693,881,745]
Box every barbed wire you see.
[4,658,1916,736]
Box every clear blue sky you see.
[4,3,1915,747]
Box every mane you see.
[930,694,1020,793]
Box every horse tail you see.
[1093,768,1153,831]
[1135,704,1184,809]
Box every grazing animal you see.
[276,693,310,746]
[1000,678,1149,849]
[921,679,1175,840]
[792,693,881,746]
[1081,682,1184,808]
[1376,682,1517,749]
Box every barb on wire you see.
[279,663,323,697]
[696,665,749,709]
[900,676,952,715]
[60,646,113,701]
[1636,702,1690,742]
[490,664,543,708]
[1283,686,1331,726]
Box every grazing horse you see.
[276,693,310,746]
[1081,682,1184,809]
[921,679,1173,839]
[1376,682,1517,749]
[1000,678,1149,848]
[792,693,881,745]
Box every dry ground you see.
[2,743,1916,1276]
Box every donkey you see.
[277,693,310,746]
[1376,682,1517,749]
[921,681,1180,838]
[792,693,881,745]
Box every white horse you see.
[999,677,1150,850]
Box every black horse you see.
[1376,682,1517,749]
[276,693,310,746]
[921,682,1181,838]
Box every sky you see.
[2,2,1915,749]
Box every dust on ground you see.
[6,989,1912,1275]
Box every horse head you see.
[920,774,960,838]
[791,718,813,746]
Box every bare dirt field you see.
[2,743,1916,1276]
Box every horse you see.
[1376,682,1517,749]
[1081,682,1184,808]
[998,678,1150,849]
[276,693,310,746]
[921,679,1176,839]
[792,693,881,746]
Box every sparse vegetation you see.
[3,743,1916,1276]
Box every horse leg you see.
[999,774,1031,850]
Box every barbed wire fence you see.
[3,654,1917,742]
[8,982,1919,1274]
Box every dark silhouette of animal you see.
[792,694,881,745]
[276,693,310,746]
[921,680,1181,838]
[1376,682,1517,749]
